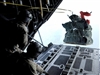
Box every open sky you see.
[34,0,100,49]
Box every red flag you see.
[80,11,91,24]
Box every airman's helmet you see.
[17,10,33,23]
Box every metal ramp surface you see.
[35,44,100,75]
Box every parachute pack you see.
[62,12,93,45]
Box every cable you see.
[39,0,43,18]
[37,30,44,46]
[0,1,73,12]
[28,35,45,47]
